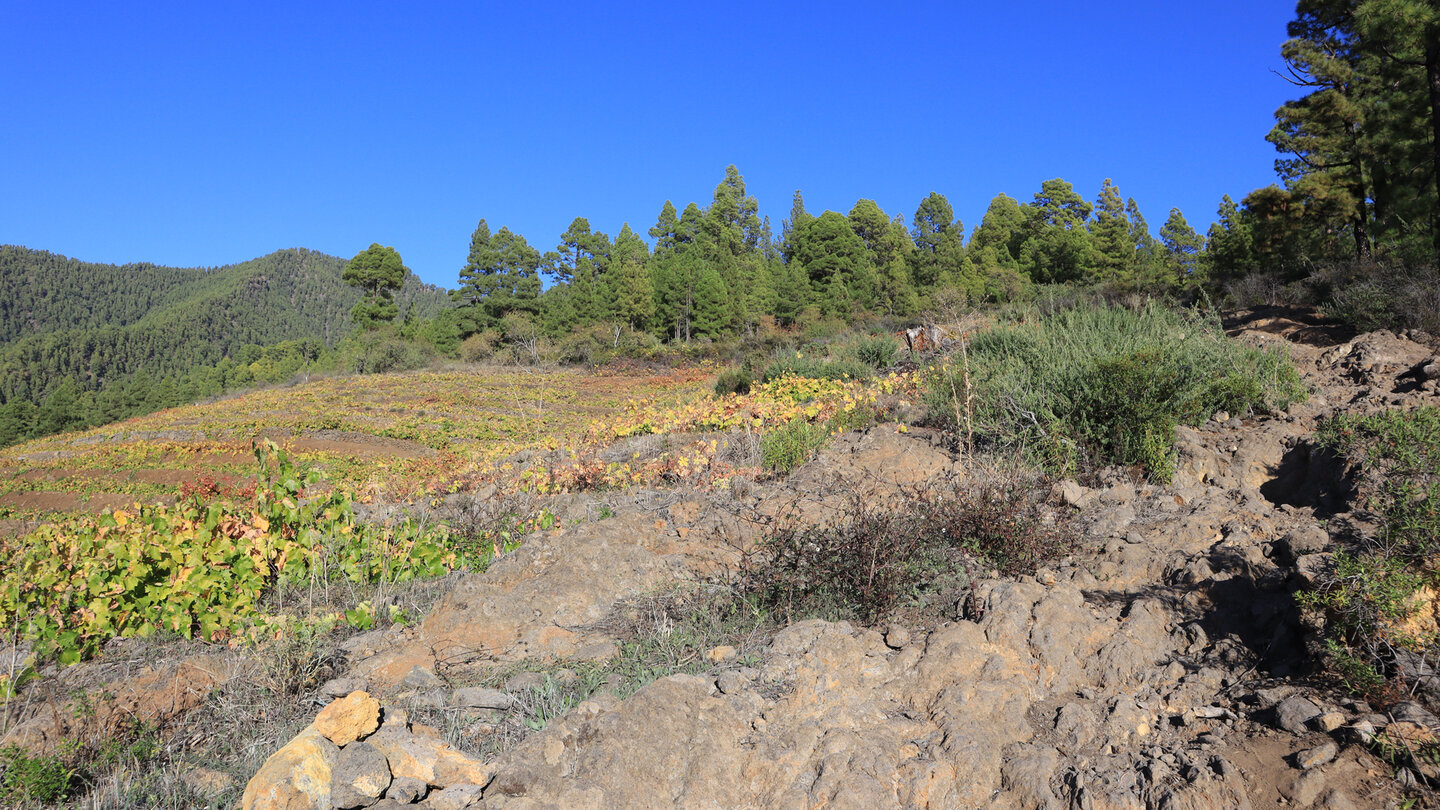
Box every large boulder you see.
[241,726,339,810]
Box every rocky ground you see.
[4,311,1440,809]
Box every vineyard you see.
[0,360,922,669]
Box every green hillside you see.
[0,246,449,403]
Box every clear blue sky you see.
[2,1,1298,290]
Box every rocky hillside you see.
[3,311,1440,809]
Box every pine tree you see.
[1159,208,1205,283]
[1205,195,1258,279]
[455,221,496,309]
[789,211,874,317]
[1269,3,1377,259]
[1353,0,1440,260]
[455,223,543,323]
[909,192,966,291]
[769,260,810,327]
[691,264,729,338]
[1017,179,1094,284]
[701,166,763,333]
[649,201,681,256]
[1126,198,1165,286]
[971,194,1027,268]
[850,200,919,314]
[1089,179,1133,285]
[343,243,406,327]
[781,190,814,260]
[605,224,654,329]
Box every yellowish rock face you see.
[240,725,338,810]
[314,690,382,746]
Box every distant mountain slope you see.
[0,247,205,343]
[0,246,450,402]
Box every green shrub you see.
[1075,348,1188,481]
[713,366,753,396]
[0,745,74,804]
[1318,406,1440,560]
[1304,406,1440,702]
[762,355,872,384]
[760,420,832,473]
[924,302,1307,480]
[842,333,900,370]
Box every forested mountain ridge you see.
[0,246,450,404]
[0,247,205,343]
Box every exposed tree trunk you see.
[1427,40,1440,264]
[1353,180,1373,261]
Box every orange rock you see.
[314,691,381,746]
[241,725,338,810]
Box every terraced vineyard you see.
[0,362,919,529]
[0,366,698,523]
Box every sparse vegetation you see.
[762,354,872,384]
[840,333,901,370]
[1304,406,1440,701]
[739,470,1074,625]
[760,419,832,474]
[0,745,75,805]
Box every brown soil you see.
[0,490,165,514]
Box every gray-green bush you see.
[762,354,871,384]
[840,333,900,370]
[925,302,1307,480]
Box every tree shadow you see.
[1259,441,1353,516]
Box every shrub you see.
[740,473,1073,624]
[842,333,900,370]
[1318,263,1440,337]
[762,355,872,384]
[352,337,432,374]
[1319,406,1440,560]
[924,301,1307,480]
[1303,406,1440,703]
[459,330,502,363]
[556,328,605,365]
[760,420,831,474]
[713,366,753,397]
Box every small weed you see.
[512,673,604,731]
[760,420,831,474]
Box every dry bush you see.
[738,469,1076,625]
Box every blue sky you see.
[2,1,1298,289]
